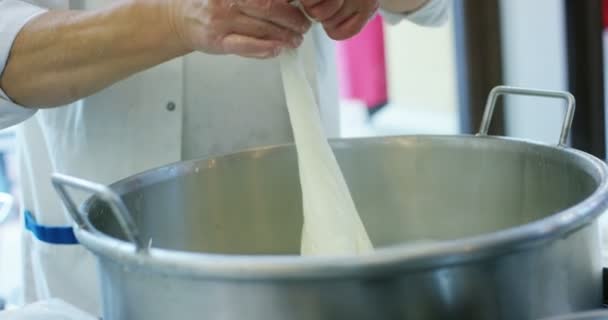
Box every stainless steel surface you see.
[540,310,608,320]
[478,86,575,146]
[51,174,146,252]
[53,87,608,319]
[64,136,608,320]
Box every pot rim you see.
[76,134,608,280]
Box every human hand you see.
[166,0,312,58]
[298,0,379,40]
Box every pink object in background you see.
[336,15,389,111]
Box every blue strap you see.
[24,210,79,245]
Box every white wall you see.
[384,13,458,114]
[340,11,460,137]
[499,0,568,145]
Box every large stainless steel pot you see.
[541,310,608,320]
[52,86,608,320]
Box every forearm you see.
[0,0,189,108]
[379,0,428,14]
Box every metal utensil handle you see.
[477,86,576,146]
[51,173,146,252]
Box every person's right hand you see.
[166,0,311,59]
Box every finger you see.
[299,0,323,7]
[231,15,304,48]
[322,0,357,29]
[236,0,312,33]
[221,34,284,59]
[326,1,379,39]
[324,13,365,40]
[324,0,377,28]
[304,0,344,22]
[323,0,379,39]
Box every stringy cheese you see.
[279,48,374,256]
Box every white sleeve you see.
[0,0,47,129]
[381,0,449,26]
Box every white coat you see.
[0,0,448,315]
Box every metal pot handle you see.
[477,85,576,147]
[51,173,147,252]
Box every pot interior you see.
[85,136,601,255]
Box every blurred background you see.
[1,0,608,308]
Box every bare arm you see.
[0,0,309,108]
[1,1,187,108]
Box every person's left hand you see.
[298,0,379,40]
